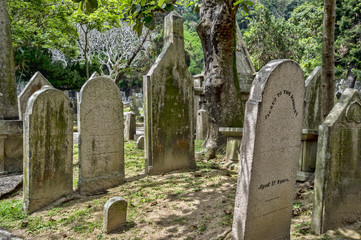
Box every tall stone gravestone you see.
[298,67,322,180]
[0,0,18,120]
[311,88,361,234]
[236,24,256,110]
[232,60,305,240]
[78,76,124,195]
[144,11,195,175]
[18,72,53,120]
[23,86,73,214]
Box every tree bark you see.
[321,0,336,121]
[197,0,244,158]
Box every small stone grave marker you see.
[124,112,136,141]
[103,197,127,234]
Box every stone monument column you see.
[0,0,19,120]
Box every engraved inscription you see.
[265,89,299,120]
[258,178,289,190]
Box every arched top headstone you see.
[78,76,124,195]
[232,59,305,240]
[23,86,72,214]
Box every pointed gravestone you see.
[143,11,195,175]
[232,60,305,240]
[78,76,124,195]
[311,88,361,234]
[18,72,54,120]
[23,86,73,214]
[236,24,256,108]
[298,67,322,180]
[0,0,18,120]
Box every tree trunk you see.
[321,0,336,121]
[197,0,244,158]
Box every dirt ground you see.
[1,141,360,240]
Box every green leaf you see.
[158,0,165,7]
[144,16,155,29]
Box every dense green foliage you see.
[243,0,323,77]
[335,0,361,80]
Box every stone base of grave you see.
[220,160,238,171]
[219,127,243,172]
[296,170,313,182]
[0,120,23,174]
[297,129,318,181]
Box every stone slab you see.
[0,229,22,240]
[219,127,243,137]
[0,174,22,198]
[232,60,305,240]
[78,76,124,195]
[311,88,361,234]
[23,86,73,214]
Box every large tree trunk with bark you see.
[197,0,244,158]
[321,0,336,121]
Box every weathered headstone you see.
[236,24,256,110]
[23,86,73,214]
[136,136,144,150]
[311,88,361,234]
[143,11,195,175]
[124,112,136,141]
[232,60,305,240]
[196,109,208,140]
[78,76,124,195]
[18,72,53,120]
[0,0,18,120]
[103,197,127,233]
[298,67,322,180]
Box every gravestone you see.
[0,0,18,120]
[196,109,208,140]
[311,88,361,234]
[23,86,73,214]
[18,72,53,120]
[136,136,144,150]
[143,11,195,175]
[236,24,256,110]
[298,67,322,180]
[232,60,305,240]
[103,197,127,233]
[124,112,136,140]
[78,76,124,195]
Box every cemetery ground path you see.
[0,140,360,239]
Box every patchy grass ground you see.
[0,140,360,240]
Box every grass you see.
[1,139,360,239]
